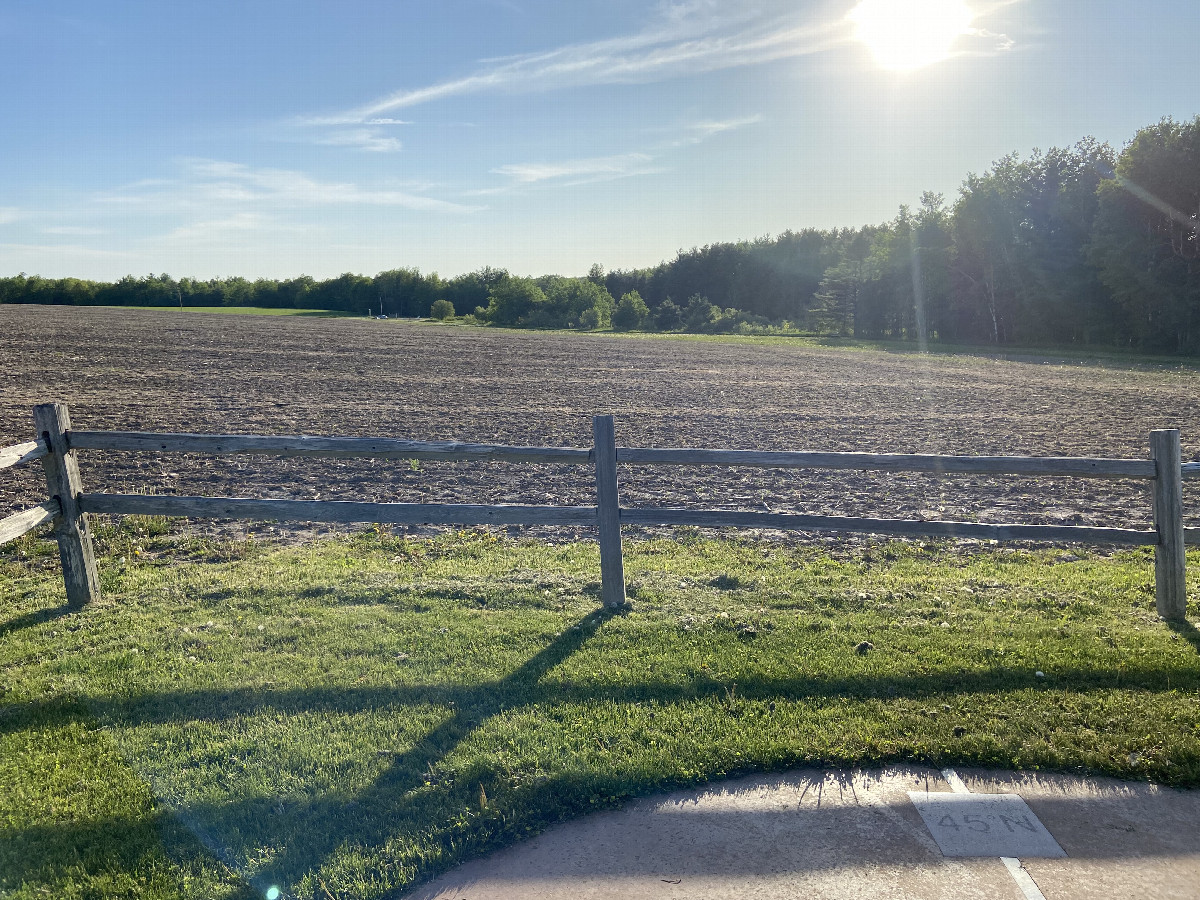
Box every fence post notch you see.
[592,415,627,608]
[33,403,100,606]
[1151,429,1186,620]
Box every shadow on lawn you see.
[1167,618,1200,655]
[0,810,259,899]
[0,602,75,638]
[0,698,257,899]
[175,606,626,897]
[4,650,1199,739]
[159,644,1200,896]
[7,608,1200,897]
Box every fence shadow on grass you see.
[156,639,1200,897]
[0,602,75,639]
[7,608,1200,896]
[174,606,624,897]
[1166,618,1200,656]
[4,656,1200,740]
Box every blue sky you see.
[1,0,1197,281]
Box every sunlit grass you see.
[2,524,1198,898]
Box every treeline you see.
[3,116,1198,353]
[0,266,509,321]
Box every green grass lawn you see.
[2,523,1198,899]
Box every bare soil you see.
[3,304,1198,541]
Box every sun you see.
[848,0,975,72]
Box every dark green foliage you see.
[683,294,721,331]
[611,291,650,330]
[539,276,613,329]
[375,267,442,317]
[1090,117,1200,353]
[576,300,610,330]
[475,275,615,329]
[653,298,684,331]
[480,277,547,326]
[948,140,1121,346]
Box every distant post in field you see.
[33,403,100,606]
[1151,429,1186,620]
[592,415,627,608]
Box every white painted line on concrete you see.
[937,769,1050,900]
[1003,856,1049,900]
[941,767,971,793]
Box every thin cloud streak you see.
[97,159,481,214]
[668,114,763,147]
[43,226,108,236]
[493,152,656,183]
[490,115,760,188]
[308,9,848,124]
[314,129,404,153]
[968,27,1015,52]
[148,212,283,248]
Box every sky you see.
[1,0,1197,282]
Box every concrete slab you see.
[409,767,1200,900]
[956,769,1200,900]
[909,791,1066,858]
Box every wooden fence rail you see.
[69,431,591,464]
[79,494,598,527]
[0,403,1193,619]
[0,439,47,470]
[0,499,60,545]
[620,507,1160,547]
[617,448,1157,479]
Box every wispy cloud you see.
[43,225,108,236]
[314,128,403,153]
[956,0,1020,57]
[493,152,657,184]
[146,212,299,248]
[305,5,847,125]
[99,159,480,214]
[0,207,22,225]
[670,114,763,146]
[965,26,1015,54]
[489,114,760,189]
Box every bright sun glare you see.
[849,0,975,72]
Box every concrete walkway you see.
[410,767,1199,900]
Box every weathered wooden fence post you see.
[33,403,100,606]
[592,414,627,608]
[1151,429,1186,620]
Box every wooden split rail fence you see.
[1,402,1196,619]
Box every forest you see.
[3,116,1197,353]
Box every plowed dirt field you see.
[3,304,1198,541]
